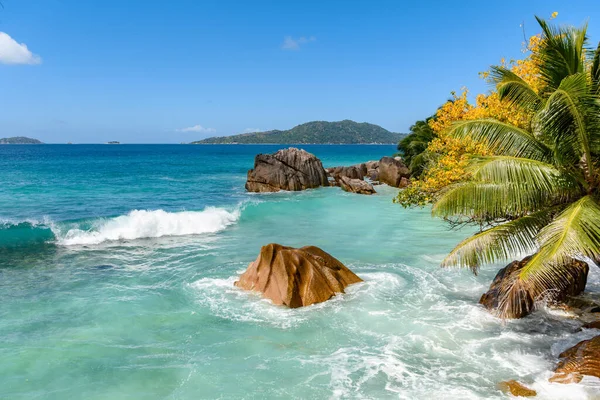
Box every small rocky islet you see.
[244,147,410,195]
[238,146,600,391]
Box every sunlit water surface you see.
[1,145,599,399]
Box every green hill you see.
[192,120,405,144]
[0,136,43,144]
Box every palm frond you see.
[441,209,557,272]
[592,41,600,95]
[535,17,588,93]
[409,151,431,177]
[448,119,552,161]
[432,182,556,220]
[467,156,580,195]
[491,196,600,317]
[523,195,600,275]
[490,66,543,112]
[540,73,595,178]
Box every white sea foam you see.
[56,207,241,246]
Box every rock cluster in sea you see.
[245,147,410,195]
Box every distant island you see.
[106,141,120,144]
[0,136,43,144]
[192,120,406,144]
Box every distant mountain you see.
[0,136,43,144]
[192,120,406,144]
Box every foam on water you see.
[187,262,600,399]
[3,145,600,399]
[56,207,242,246]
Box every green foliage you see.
[192,120,406,144]
[396,119,435,177]
[435,17,600,318]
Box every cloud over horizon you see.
[281,36,316,51]
[177,124,216,134]
[243,128,262,133]
[0,32,42,65]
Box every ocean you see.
[0,144,598,399]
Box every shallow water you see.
[1,145,599,399]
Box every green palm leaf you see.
[467,156,580,195]
[432,182,556,220]
[494,196,600,318]
[448,119,551,161]
[441,209,557,272]
[523,195,600,276]
[540,73,595,178]
[535,17,588,93]
[490,66,542,112]
[592,41,600,95]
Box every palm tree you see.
[397,119,435,177]
[432,17,600,317]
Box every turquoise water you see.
[1,145,599,399]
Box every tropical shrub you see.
[397,119,435,177]
[396,36,542,207]
[434,17,600,317]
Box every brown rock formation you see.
[550,335,600,383]
[326,165,364,180]
[480,256,589,319]
[337,176,376,195]
[582,320,600,330]
[378,156,410,187]
[234,243,362,308]
[245,148,329,192]
[497,380,537,397]
[367,168,379,181]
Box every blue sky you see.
[1,0,599,143]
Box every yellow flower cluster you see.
[396,35,542,206]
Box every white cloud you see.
[0,32,42,65]
[243,128,262,133]
[281,36,316,51]
[177,124,216,134]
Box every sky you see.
[1,0,600,143]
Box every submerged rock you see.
[378,157,410,187]
[245,148,328,192]
[550,335,600,383]
[497,380,537,397]
[337,176,376,195]
[582,320,600,330]
[479,256,589,319]
[234,243,362,308]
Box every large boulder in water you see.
[245,148,328,192]
[337,176,376,195]
[479,256,589,319]
[549,335,600,383]
[234,243,362,308]
[378,157,410,187]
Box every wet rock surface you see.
[245,148,329,192]
[235,243,363,308]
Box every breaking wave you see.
[0,206,243,247]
